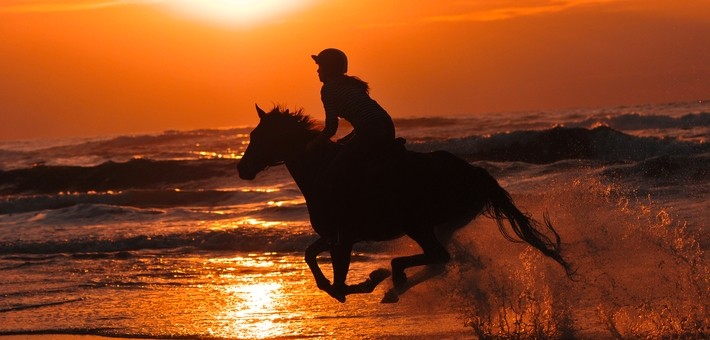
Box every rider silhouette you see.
[307,48,396,191]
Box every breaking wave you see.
[0,226,316,255]
[2,126,707,197]
[411,125,707,163]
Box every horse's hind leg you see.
[329,242,353,301]
[331,242,392,300]
[391,229,451,289]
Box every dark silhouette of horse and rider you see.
[237,48,572,303]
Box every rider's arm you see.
[308,86,339,150]
[319,109,338,140]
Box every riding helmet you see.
[311,48,348,74]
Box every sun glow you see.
[165,0,316,27]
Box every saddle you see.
[354,137,409,181]
[321,137,409,196]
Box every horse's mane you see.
[266,106,319,134]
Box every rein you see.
[266,161,285,167]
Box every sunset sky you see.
[1,0,709,140]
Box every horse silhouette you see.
[237,105,572,303]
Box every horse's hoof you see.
[327,290,346,303]
[328,285,347,303]
[369,268,391,284]
[381,289,399,303]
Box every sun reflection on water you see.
[223,282,283,338]
[206,255,303,339]
[240,187,280,193]
[209,219,285,231]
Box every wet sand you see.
[0,336,135,340]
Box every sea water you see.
[0,101,708,338]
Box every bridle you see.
[264,160,285,169]
[242,144,301,174]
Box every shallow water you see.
[0,250,469,338]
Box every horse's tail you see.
[474,167,574,276]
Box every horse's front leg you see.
[305,237,351,302]
[304,237,331,292]
[305,237,391,302]
[329,241,353,302]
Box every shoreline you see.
[0,331,155,340]
[0,336,144,340]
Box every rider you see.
[307,48,396,189]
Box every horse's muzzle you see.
[237,161,255,180]
[237,159,264,180]
[238,170,256,180]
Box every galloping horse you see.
[237,105,572,303]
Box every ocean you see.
[1,101,708,338]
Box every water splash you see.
[445,176,708,338]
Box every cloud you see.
[425,0,629,22]
[0,0,161,13]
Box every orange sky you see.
[1,0,709,140]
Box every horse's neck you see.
[285,141,336,199]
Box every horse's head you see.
[238,105,317,180]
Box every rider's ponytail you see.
[343,75,370,94]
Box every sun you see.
[165,0,316,28]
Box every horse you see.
[237,105,572,303]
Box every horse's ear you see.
[255,104,266,118]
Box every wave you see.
[0,188,277,215]
[410,126,708,163]
[575,112,710,131]
[0,226,316,255]
[394,112,710,131]
[391,109,710,135]
[1,127,707,198]
[601,153,710,185]
[0,298,83,313]
[0,127,250,170]
[0,158,238,195]
[393,117,463,128]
